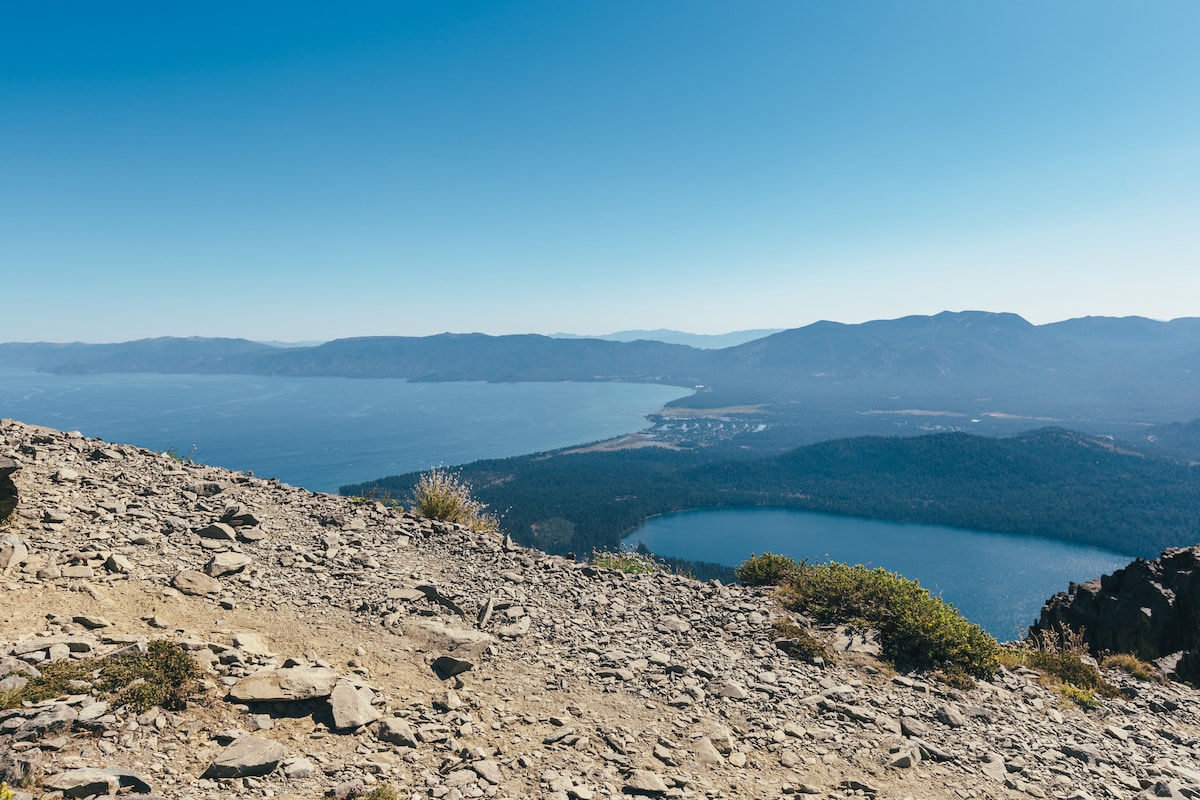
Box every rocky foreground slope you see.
[2,418,1200,800]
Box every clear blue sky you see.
[3,2,1197,342]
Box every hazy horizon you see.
[4,3,1197,342]
[2,309,1199,347]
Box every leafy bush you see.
[735,552,798,586]
[768,560,999,677]
[1,640,201,713]
[411,468,499,532]
[592,548,665,574]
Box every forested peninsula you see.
[343,427,1200,565]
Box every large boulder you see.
[1031,544,1200,681]
[0,456,19,525]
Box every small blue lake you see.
[624,508,1130,640]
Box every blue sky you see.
[3,2,1198,342]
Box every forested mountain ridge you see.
[343,426,1200,562]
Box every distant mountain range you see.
[550,328,781,349]
[4,311,1199,443]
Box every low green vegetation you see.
[770,619,829,664]
[347,485,403,509]
[998,627,1117,708]
[735,552,798,586]
[1100,652,1165,683]
[591,548,666,574]
[163,443,198,464]
[739,553,999,679]
[410,468,499,533]
[1,640,201,713]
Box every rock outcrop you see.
[0,454,18,524]
[3,417,1200,800]
[1032,545,1200,682]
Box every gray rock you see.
[205,551,252,577]
[377,717,418,747]
[1032,546,1200,661]
[706,678,749,699]
[623,769,670,795]
[692,736,724,764]
[104,553,134,574]
[202,734,286,778]
[656,615,691,633]
[329,679,380,730]
[472,759,502,785]
[172,569,222,596]
[330,779,366,799]
[233,631,271,655]
[196,522,238,540]
[282,757,317,778]
[53,467,80,482]
[0,533,27,575]
[43,768,118,798]
[936,704,966,727]
[432,653,476,679]
[981,752,1007,781]
[228,667,341,702]
[17,703,77,739]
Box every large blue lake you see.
[625,508,1129,640]
[0,369,688,492]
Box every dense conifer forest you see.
[344,427,1200,563]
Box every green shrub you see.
[592,548,665,574]
[735,552,798,586]
[771,619,830,663]
[1001,627,1117,706]
[773,561,999,677]
[364,785,399,800]
[1,640,201,713]
[1100,652,1165,683]
[411,468,499,532]
[348,485,403,510]
[163,443,198,464]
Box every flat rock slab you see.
[206,551,252,577]
[228,666,341,702]
[197,522,238,540]
[173,569,222,596]
[202,734,286,778]
[44,768,118,798]
[623,769,670,795]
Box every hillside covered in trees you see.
[343,428,1200,562]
